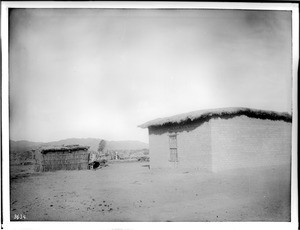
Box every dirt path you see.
[10,162,290,221]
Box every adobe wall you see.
[210,116,292,172]
[148,119,213,171]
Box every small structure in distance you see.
[34,145,90,172]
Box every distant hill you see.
[9,140,43,152]
[10,138,148,153]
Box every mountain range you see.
[10,138,149,153]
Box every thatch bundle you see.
[139,107,292,128]
[40,145,89,154]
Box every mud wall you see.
[211,116,291,172]
[148,119,212,171]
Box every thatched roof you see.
[40,145,90,154]
[138,107,292,129]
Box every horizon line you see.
[9,137,149,144]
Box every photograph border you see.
[1,1,298,230]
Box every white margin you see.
[291,4,299,226]
[0,1,297,10]
[1,2,299,230]
[1,1,10,229]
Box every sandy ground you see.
[10,162,290,221]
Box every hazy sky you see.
[9,9,292,143]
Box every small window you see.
[170,148,178,162]
[169,134,178,162]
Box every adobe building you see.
[139,107,292,172]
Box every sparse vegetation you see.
[137,156,150,162]
[97,140,106,153]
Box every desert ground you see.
[10,162,290,221]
